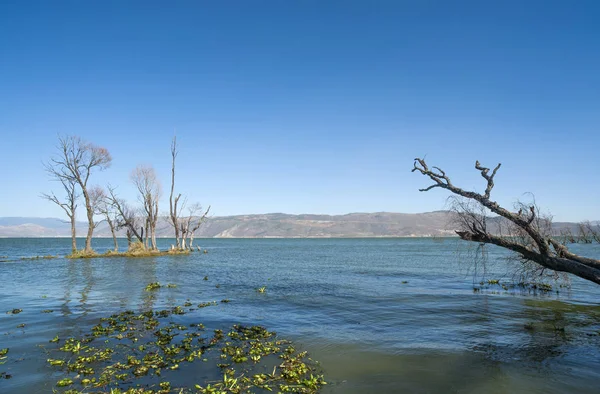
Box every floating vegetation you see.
[221,299,231,303]
[44,300,326,393]
[6,309,22,315]
[17,323,25,328]
[474,280,556,295]
[20,255,58,260]
[257,286,267,293]
[144,282,162,291]
[0,348,8,379]
[42,309,54,313]
[144,282,178,292]
[198,302,217,308]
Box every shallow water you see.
[1,237,599,393]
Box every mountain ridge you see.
[0,212,590,238]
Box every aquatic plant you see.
[44,299,326,393]
[257,286,267,293]
[0,348,9,380]
[144,282,162,291]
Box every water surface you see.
[1,238,599,393]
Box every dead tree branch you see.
[413,158,600,285]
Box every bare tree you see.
[169,136,183,248]
[412,158,600,285]
[131,165,161,250]
[583,221,600,243]
[46,135,112,253]
[41,177,79,253]
[106,186,143,246]
[93,187,119,252]
[180,204,210,249]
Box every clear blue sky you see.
[0,0,598,222]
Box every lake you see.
[1,237,599,393]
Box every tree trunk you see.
[83,190,94,253]
[151,230,157,251]
[70,214,77,253]
[107,217,118,252]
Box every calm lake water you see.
[1,237,599,393]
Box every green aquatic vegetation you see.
[17,323,25,328]
[220,299,230,303]
[144,282,162,291]
[50,335,60,343]
[0,348,8,363]
[44,290,325,394]
[56,378,74,387]
[166,283,177,288]
[6,308,22,315]
[257,286,267,293]
[204,276,209,281]
[42,309,54,313]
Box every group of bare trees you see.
[413,158,600,286]
[43,136,112,253]
[43,135,209,254]
[167,137,211,251]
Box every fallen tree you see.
[412,158,600,285]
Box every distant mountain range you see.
[0,212,592,238]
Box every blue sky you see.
[0,0,598,221]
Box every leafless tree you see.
[106,185,143,246]
[180,204,211,249]
[412,158,600,285]
[41,177,79,253]
[583,221,600,243]
[577,223,593,244]
[93,187,119,252]
[131,165,161,250]
[45,135,112,253]
[169,136,183,248]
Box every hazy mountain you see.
[0,212,593,238]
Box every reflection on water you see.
[0,238,599,393]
